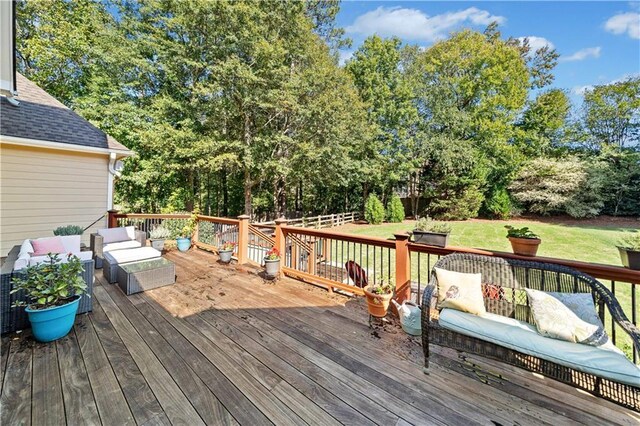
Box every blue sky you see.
[336,1,640,105]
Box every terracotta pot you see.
[508,237,541,257]
[364,286,393,318]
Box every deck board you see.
[1,248,639,425]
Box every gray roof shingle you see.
[0,73,130,153]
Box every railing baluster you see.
[611,281,616,346]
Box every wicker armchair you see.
[422,253,640,410]
[90,229,146,268]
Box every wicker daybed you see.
[422,253,640,410]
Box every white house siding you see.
[0,143,109,255]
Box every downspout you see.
[107,153,122,210]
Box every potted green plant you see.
[149,226,170,251]
[363,281,394,318]
[218,241,236,264]
[505,225,541,256]
[53,225,84,236]
[176,211,198,252]
[617,231,640,270]
[412,217,452,247]
[10,253,88,342]
[264,247,281,278]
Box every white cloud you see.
[345,6,506,42]
[604,12,640,39]
[572,72,640,96]
[560,46,601,62]
[338,50,353,66]
[516,36,555,53]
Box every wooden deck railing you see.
[108,210,639,360]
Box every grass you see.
[335,218,638,267]
[329,218,639,358]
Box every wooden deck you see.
[1,249,638,425]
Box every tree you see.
[581,77,640,149]
[517,89,571,156]
[364,194,385,224]
[509,157,604,217]
[346,35,418,205]
[386,194,405,223]
[409,29,530,218]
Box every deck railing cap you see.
[274,217,288,224]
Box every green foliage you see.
[11,254,87,310]
[509,157,604,218]
[386,194,405,223]
[370,282,393,295]
[581,77,640,149]
[180,210,200,239]
[219,241,237,251]
[517,89,571,156]
[53,225,84,236]
[265,248,281,261]
[421,138,487,220]
[415,217,452,234]
[597,148,640,216]
[364,194,385,224]
[149,226,170,240]
[505,225,539,239]
[483,187,514,220]
[619,231,640,251]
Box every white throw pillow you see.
[60,235,81,253]
[435,267,486,316]
[526,289,609,347]
[19,239,34,257]
[98,227,133,244]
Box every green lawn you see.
[336,219,637,267]
[332,218,639,358]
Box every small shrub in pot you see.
[218,241,236,264]
[150,226,171,251]
[412,217,452,247]
[617,231,640,270]
[53,225,84,236]
[264,248,281,278]
[505,225,541,256]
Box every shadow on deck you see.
[1,248,638,425]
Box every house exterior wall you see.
[0,143,109,255]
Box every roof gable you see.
[0,73,129,152]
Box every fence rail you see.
[256,211,360,229]
[108,210,640,361]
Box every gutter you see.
[0,134,133,157]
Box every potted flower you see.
[412,217,452,247]
[218,241,236,264]
[176,210,198,252]
[363,281,394,318]
[10,253,88,342]
[264,247,281,278]
[505,225,541,256]
[617,231,640,270]
[53,225,84,236]
[149,226,171,251]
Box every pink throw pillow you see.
[31,237,67,256]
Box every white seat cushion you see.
[98,226,136,244]
[439,308,640,386]
[103,240,142,253]
[103,247,161,265]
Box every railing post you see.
[192,215,200,246]
[107,209,119,228]
[274,218,287,276]
[237,215,250,265]
[394,233,411,307]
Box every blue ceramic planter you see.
[176,237,191,252]
[26,297,80,342]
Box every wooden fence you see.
[256,212,360,229]
[108,210,640,360]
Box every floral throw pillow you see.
[525,289,609,347]
[435,268,486,316]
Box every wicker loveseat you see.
[422,253,640,410]
[90,226,146,269]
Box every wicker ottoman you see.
[103,247,161,283]
[116,258,175,295]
